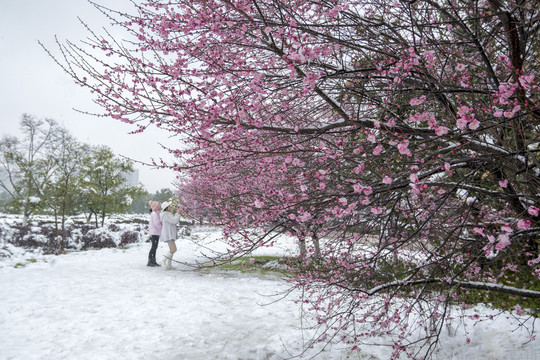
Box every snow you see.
[0,222,538,360]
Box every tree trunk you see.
[299,238,306,256]
[313,235,321,258]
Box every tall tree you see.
[45,129,89,250]
[47,0,540,357]
[0,114,60,225]
[80,145,145,227]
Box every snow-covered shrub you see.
[9,225,60,254]
[0,244,13,259]
[119,230,140,246]
[108,223,120,232]
[0,214,149,257]
[81,228,117,250]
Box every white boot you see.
[163,252,174,270]
[161,252,171,268]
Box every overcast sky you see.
[0,0,179,193]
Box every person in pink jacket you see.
[147,201,162,267]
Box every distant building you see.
[122,169,140,187]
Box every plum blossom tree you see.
[46,0,540,357]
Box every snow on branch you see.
[365,278,540,299]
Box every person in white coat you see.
[159,201,182,270]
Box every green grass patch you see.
[214,255,292,276]
[459,268,540,317]
[13,258,45,268]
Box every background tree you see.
[128,188,175,214]
[44,128,89,251]
[48,0,540,358]
[80,145,145,227]
[128,191,151,214]
[0,114,60,225]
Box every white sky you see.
[0,0,179,193]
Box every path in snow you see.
[0,239,332,360]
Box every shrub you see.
[119,230,140,246]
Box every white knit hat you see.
[161,201,171,211]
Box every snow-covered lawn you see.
[0,225,538,359]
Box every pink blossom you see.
[517,219,530,229]
[503,109,515,118]
[457,106,471,117]
[254,199,264,208]
[338,197,348,206]
[408,111,432,122]
[363,186,373,195]
[473,227,486,237]
[444,163,451,171]
[456,117,468,130]
[410,173,419,183]
[528,255,540,266]
[498,179,508,188]
[367,133,377,143]
[519,74,535,90]
[353,183,363,193]
[382,175,393,184]
[292,158,303,166]
[397,140,411,156]
[284,154,293,164]
[353,163,365,174]
[495,234,511,250]
[423,50,436,67]
[435,126,449,136]
[372,145,383,155]
[501,225,513,233]
[298,212,312,222]
[528,206,539,216]
[468,119,480,130]
[496,83,516,104]
[493,108,503,118]
[409,95,426,106]
[371,207,383,215]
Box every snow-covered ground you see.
[0,225,538,360]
